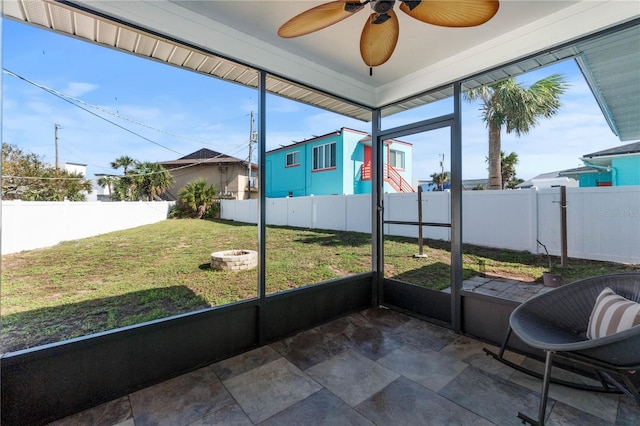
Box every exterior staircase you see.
[360,163,415,193]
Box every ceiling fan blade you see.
[360,10,400,67]
[278,1,366,38]
[399,0,499,27]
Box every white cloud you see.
[63,82,98,97]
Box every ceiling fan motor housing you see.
[371,0,395,14]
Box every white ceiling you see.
[58,0,637,108]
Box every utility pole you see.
[55,124,61,169]
[247,112,256,199]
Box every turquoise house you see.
[560,142,640,187]
[265,128,413,197]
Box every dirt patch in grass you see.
[2,219,637,352]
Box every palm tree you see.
[110,155,137,175]
[464,74,568,189]
[60,171,93,201]
[97,175,116,197]
[109,156,138,200]
[500,151,520,189]
[178,179,218,219]
[430,171,449,191]
[129,161,174,201]
[109,178,129,201]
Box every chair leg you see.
[518,350,554,426]
[497,327,513,358]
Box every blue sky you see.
[2,18,623,182]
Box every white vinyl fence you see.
[221,187,640,264]
[2,201,174,254]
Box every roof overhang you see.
[3,1,639,128]
[575,25,640,141]
[580,153,637,167]
[559,167,601,177]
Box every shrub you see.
[172,179,218,219]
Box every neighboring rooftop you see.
[517,171,578,189]
[179,148,235,161]
[160,148,252,167]
[558,166,601,178]
[461,178,488,190]
[266,129,345,154]
[581,141,640,158]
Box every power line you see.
[3,69,250,150]
[3,67,257,180]
[4,68,184,155]
[1,175,87,181]
[3,69,261,176]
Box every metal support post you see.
[560,186,568,267]
[257,72,267,344]
[414,186,427,258]
[451,82,463,333]
[371,109,383,307]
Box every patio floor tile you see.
[617,395,640,425]
[509,359,620,423]
[305,349,400,407]
[223,357,321,424]
[457,276,555,303]
[188,403,253,426]
[547,401,614,426]
[341,317,407,361]
[128,366,233,426]
[211,345,281,381]
[377,347,468,392]
[358,306,412,328]
[260,388,374,426]
[439,365,555,425]
[47,396,133,426]
[439,335,525,380]
[356,376,492,425]
[393,316,458,351]
[270,326,350,371]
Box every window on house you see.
[312,142,336,170]
[390,149,405,169]
[286,151,300,167]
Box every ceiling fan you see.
[278,0,500,69]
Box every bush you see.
[171,179,218,219]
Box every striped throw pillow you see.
[587,287,640,340]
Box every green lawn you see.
[2,219,637,352]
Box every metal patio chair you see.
[485,273,640,426]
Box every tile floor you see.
[48,306,640,426]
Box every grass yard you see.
[2,219,637,352]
